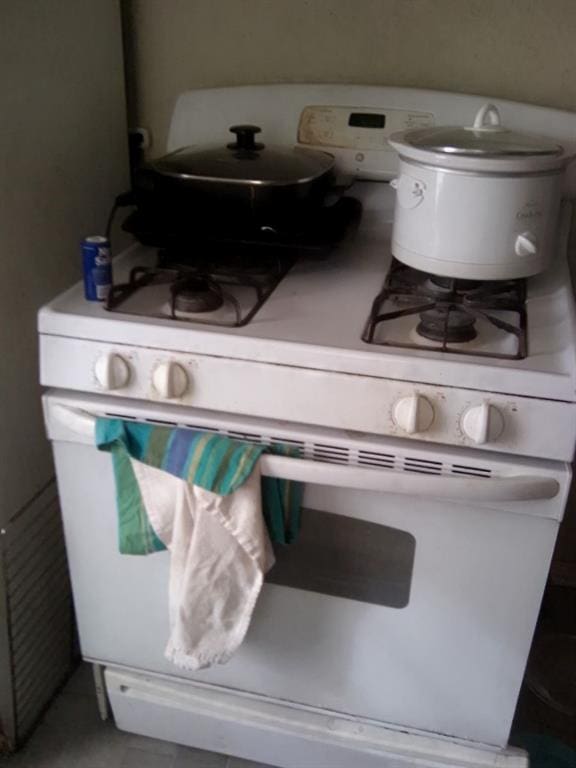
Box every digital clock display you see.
[348,113,386,129]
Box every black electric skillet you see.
[124,125,354,246]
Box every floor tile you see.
[0,748,25,765]
[60,664,95,697]
[120,747,174,767]
[41,691,102,733]
[9,723,67,768]
[172,745,227,767]
[0,750,35,767]
[125,733,178,757]
[227,758,272,768]
[58,721,126,768]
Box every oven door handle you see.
[262,455,559,502]
[51,405,560,502]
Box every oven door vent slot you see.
[226,430,265,444]
[403,457,443,476]
[450,464,492,478]
[270,437,306,455]
[143,418,179,427]
[358,450,396,469]
[106,412,138,421]
[311,443,350,465]
[270,437,305,448]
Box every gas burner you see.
[363,260,527,360]
[417,305,477,343]
[171,276,224,314]
[422,277,452,298]
[425,275,484,298]
[105,255,295,328]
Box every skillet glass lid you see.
[151,125,335,185]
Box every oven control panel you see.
[40,334,576,462]
[297,105,434,180]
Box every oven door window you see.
[267,508,415,608]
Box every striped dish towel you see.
[96,418,303,555]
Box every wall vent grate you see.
[1,482,74,745]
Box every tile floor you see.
[0,665,270,768]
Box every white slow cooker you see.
[388,103,574,280]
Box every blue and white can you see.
[82,235,112,301]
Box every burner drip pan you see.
[417,305,477,343]
[172,277,224,314]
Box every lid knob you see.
[227,125,265,151]
[472,103,502,132]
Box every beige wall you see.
[0,0,128,524]
[124,0,576,155]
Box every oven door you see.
[44,390,569,747]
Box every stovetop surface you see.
[39,183,576,402]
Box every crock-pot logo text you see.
[516,202,542,222]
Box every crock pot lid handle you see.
[472,103,502,132]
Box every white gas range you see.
[40,86,576,768]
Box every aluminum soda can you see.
[82,235,112,301]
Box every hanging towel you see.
[96,419,302,554]
[96,418,303,670]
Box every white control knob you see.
[393,395,434,434]
[152,362,188,399]
[94,353,130,390]
[462,403,504,444]
[515,232,538,258]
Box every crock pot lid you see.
[396,104,563,157]
[151,125,335,185]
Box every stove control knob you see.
[393,395,434,434]
[515,232,538,257]
[94,353,130,391]
[152,362,188,399]
[462,403,504,444]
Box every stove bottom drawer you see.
[40,333,576,460]
[105,668,529,768]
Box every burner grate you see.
[362,260,527,360]
[106,197,362,328]
[105,255,294,328]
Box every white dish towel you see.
[130,457,275,670]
